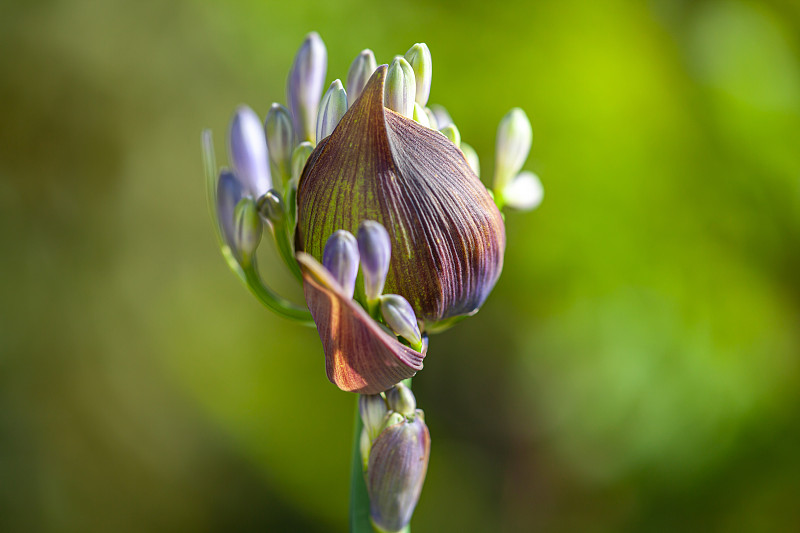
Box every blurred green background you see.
[2,0,800,531]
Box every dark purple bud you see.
[357,220,391,303]
[322,230,360,299]
[228,105,272,198]
[367,416,430,533]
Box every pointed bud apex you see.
[380,294,423,351]
[357,220,391,304]
[256,189,285,224]
[216,169,245,252]
[494,107,532,192]
[503,171,544,211]
[347,49,378,107]
[265,103,294,182]
[367,417,430,533]
[228,105,271,198]
[439,123,461,148]
[428,103,452,128]
[386,383,416,417]
[460,142,480,177]
[291,141,314,182]
[404,43,432,107]
[316,79,347,142]
[322,230,360,298]
[412,102,430,127]
[287,32,327,144]
[233,197,263,266]
[384,57,416,118]
[360,393,390,441]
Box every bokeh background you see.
[3,0,800,531]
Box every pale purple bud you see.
[346,49,377,107]
[287,32,327,144]
[233,197,263,266]
[359,393,389,442]
[228,105,272,198]
[316,79,347,142]
[367,416,430,533]
[385,383,416,417]
[384,56,416,118]
[494,107,532,192]
[216,169,245,253]
[460,142,480,177]
[265,103,294,182]
[424,106,439,130]
[322,230,360,298]
[357,220,391,302]
[291,142,314,182]
[404,43,432,107]
[428,103,452,128]
[380,294,422,350]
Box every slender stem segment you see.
[271,219,304,282]
[350,398,373,533]
[242,263,314,325]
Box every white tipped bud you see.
[428,103,452,128]
[380,294,423,350]
[502,171,544,211]
[322,230,360,298]
[412,103,430,127]
[346,49,378,107]
[384,57,416,118]
[287,32,327,144]
[460,142,480,177]
[290,141,314,182]
[494,107,532,192]
[228,105,271,198]
[264,103,294,182]
[404,43,432,107]
[316,80,348,142]
[386,383,417,417]
[360,393,390,442]
[439,123,461,148]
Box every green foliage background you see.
[2,0,799,531]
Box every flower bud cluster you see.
[359,385,429,533]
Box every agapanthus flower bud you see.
[428,103,452,128]
[439,123,461,148]
[412,102,430,128]
[460,142,480,177]
[256,189,285,225]
[493,107,532,193]
[265,103,294,181]
[367,416,430,533]
[502,171,544,211]
[233,197,263,266]
[384,57,416,118]
[296,67,505,330]
[322,230,360,299]
[316,79,348,142]
[380,294,423,351]
[291,141,314,182]
[287,32,327,144]
[216,169,245,253]
[404,43,432,107]
[346,49,378,107]
[357,220,391,305]
[228,105,271,198]
[385,383,416,417]
[424,107,439,130]
[360,393,389,441]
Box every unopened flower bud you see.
[428,103,452,128]
[386,383,416,417]
[216,169,245,252]
[424,107,439,130]
[384,57,416,118]
[412,102,430,128]
[502,171,544,211]
[291,141,314,182]
[357,220,391,304]
[360,393,389,441]
[380,294,423,351]
[256,189,285,225]
[346,49,378,107]
[404,43,432,107]
[228,105,271,198]
[381,411,405,432]
[494,107,532,193]
[316,79,347,142]
[322,230,360,298]
[233,197,263,266]
[460,142,480,177]
[265,103,294,182]
[287,32,327,144]
[367,417,430,533]
[439,123,461,148]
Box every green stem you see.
[242,263,314,325]
[349,398,373,533]
[271,220,304,282]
